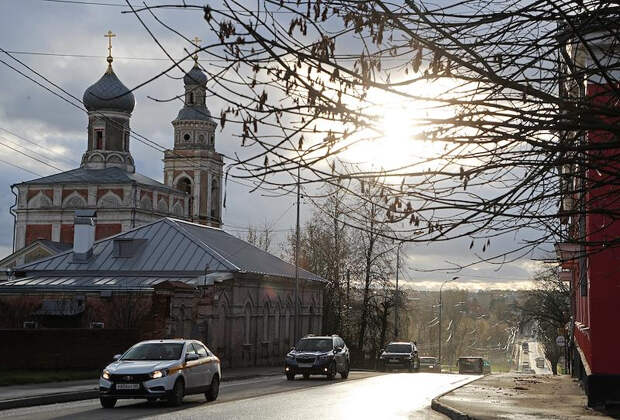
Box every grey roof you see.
[175,106,213,122]
[175,219,324,282]
[83,67,135,113]
[19,167,178,192]
[183,65,207,86]
[13,218,325,283]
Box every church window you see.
[124,131,129,151]
[184,133,191,142]
[189,92,194,104]
[176,177,192,195]
[95,129,104,149]
[244,304,252,345]
[198,134,204,143]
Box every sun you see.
[340,95,446,173]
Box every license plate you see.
[390,358,399,362]
[298,363,313,368]
[116,383,139,390]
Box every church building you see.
[10,32,222,252]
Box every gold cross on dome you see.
[105,30,116,57]
[192,36,202,63]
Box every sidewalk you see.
[0,366,283,411]
[432,373,618,419]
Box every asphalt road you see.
[520,340,551,374]
[0,371,479,420]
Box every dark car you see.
[458,356,484,374]
[419,356,441,372]
[378,342,420,372]
[284,335,350,380]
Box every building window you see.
[95,129,104,149]
[184,133,191,142]
[124,131,129,151]
[189,92,194,105]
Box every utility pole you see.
[438,277,458,367]
[394,242,402,340]
[294,165,301,345]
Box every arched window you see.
[263,302,270,341]
[176,177,192,195]
[211,178,219,219]
[244,303,252,345]
[188,91,194,105]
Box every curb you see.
[0,389,99,411]
[0,371,286,411]
[430,376,486,420]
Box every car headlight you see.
[429,365,434,368]
[150,369,168,379]
[102,369,111,380]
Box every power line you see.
[0,158,43,176]
[0,137,67,172]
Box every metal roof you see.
[175,219,325,282]
[12,218,325,284]
[18,167,179,193]
[83,67,135,113]
[0,275,198,292]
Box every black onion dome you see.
[183,65,207,86]
[83,69,135,113]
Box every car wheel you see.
[340,361,350,379]
[303,373,310,380]
[326,362,336,380]
[100,397,116,409]
[286,372,295,381]
[168,379,185,407]
[205,375,220,402]
[147,397,158,403]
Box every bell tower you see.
[164,43,223,227]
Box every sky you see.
[0,0,548,289]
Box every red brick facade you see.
[95,224,122,240]
[25,224,52,246]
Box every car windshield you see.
[121,343,184,361]
[295,338,333,352]
[420,357,437,364]
[386,343,412,353]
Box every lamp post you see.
[438,276,458,367]
[394,242,405,340]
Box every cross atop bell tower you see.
[104,30,116,73]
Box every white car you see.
[99,339,221,408]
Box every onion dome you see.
[183,64,208,86]
[83,68,135,114]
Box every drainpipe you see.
[10,185,17,253]
[131,182,137,228]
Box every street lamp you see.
[438,276,459,367]
[394,242,406,340]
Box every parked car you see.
[99,339,221,408]
[284,335,350,380]
[378,342,420,372]
[419,356,441,372]
[457,357,484,374]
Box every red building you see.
[557,9,620,407]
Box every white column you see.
[193,169,201,217]
[88,186,97,206]
[51,223,60,242]
[53,187,62,207]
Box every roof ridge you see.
[163,218,240,272]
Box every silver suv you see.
[378,341,420,372]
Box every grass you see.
[0,369,101,386]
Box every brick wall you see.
[25,224,52,246]
[0,329,141,370]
